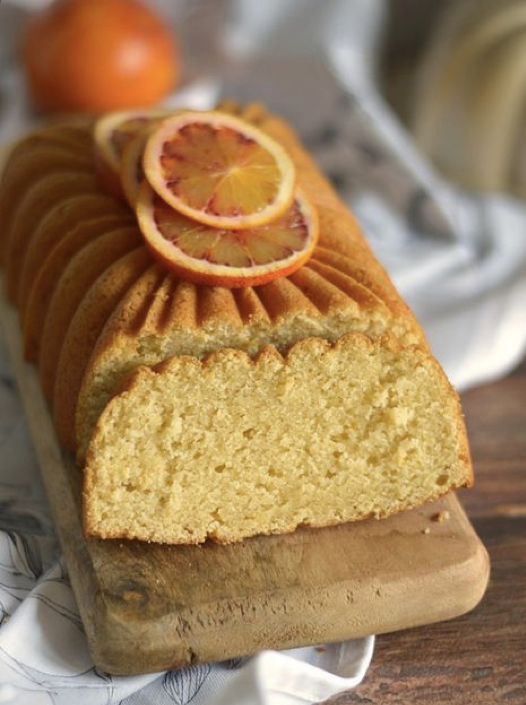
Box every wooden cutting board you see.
[0,291,490,676]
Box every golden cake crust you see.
[22,214,133,361]
[53,248,152,447]
[5,170,99,301]
[19,192,132,318]
[0,130,93,262]
[38,230,144,401]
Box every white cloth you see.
[1,0,526,703]
[0,332,374,705]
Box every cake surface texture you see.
[85,334,471,544]
[0,103,473,544]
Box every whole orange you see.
[21,0,180,113]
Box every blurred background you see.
[5,0,526,195]
[383,0,526,199]
[1,0,526,390]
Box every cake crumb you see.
[422,527,431,535]
[431,510,450,523]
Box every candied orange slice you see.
[136,183,318,288]
[143,111,296,230]
[94,109,170,197]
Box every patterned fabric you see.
[0,334,374,705]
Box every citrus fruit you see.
[136,183,318,288]
[21,0,180,114]
[143,111,296,230]
[94,109,170,198]
[120,132,149,207]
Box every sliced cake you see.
[0,106,473,546]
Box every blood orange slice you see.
[120,131,149,207]
[136,183,318,288]
[143,111,296,230]
[94,109,170,198]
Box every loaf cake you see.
[0,102,473,544]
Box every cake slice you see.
[84,333,471,544]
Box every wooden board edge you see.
[0,281,491,675]
[91,494,490,674]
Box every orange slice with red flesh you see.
[136,182,318,288]
[143,110,296,230]
[120,131,148,207]
[93,109,170,198]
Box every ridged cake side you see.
[18,191,132,319]
[37,229,144,402]
[22,213,132,361]
[0,125,94,268]
[52,250,153,447]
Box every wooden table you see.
[330,358,526,704]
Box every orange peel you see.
[136,182,318,288]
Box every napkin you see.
[1,0,526,703]
[0,332,374,705]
